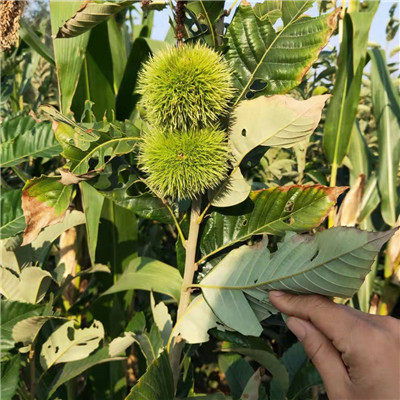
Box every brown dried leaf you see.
[21,177,72,246]
[58,169,97,185]
[22,195,66,246]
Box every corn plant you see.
[1,1,399,399]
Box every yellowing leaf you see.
[21,177,73,245]
[335,174,365,227]
[0,267,52,304]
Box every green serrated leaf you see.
[91,161,173,224]
[1,354,20,400]
[226,4,338,103]
[186,1,225,47]
[0,190,25,239]
[198,228,395,336]
[0,114,61,168]
[55,1,134,39]
[201,185,346,264]
[1,300,45,352]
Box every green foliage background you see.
[0,1,399,400]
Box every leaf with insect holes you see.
[40,320,104,370]
[12,316,65,351]
[212,95,330,207]
[197,227,395,336]
[230,95,330,166]
[201,185,346,265]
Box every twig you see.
[177,197,201,318]
[170,197,201,387]
[174,0,187,45]
[29,348,35,399]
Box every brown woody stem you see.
[170,197,201,387]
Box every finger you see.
[287,316,350,399]
[269,291,364,346]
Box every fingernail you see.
[287,317,307,341]
[269,290,286,299]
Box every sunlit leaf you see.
[102,257,182,302]
[198,228,395,336]
[40,319,104,370]
[230,95,330,166]
[1,300,45,352]
[172,295,220,344]
[213,95,330,207]
[226,4,338,103]
[201,185,346,264]
[0,266,52,304]
[0,114,61,168]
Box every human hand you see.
[269,291,400,400]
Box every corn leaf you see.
[369,48,400,226]
[45,347,124,398]
[50,1,90,113]
[322,2,378,166]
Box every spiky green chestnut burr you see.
[139,128,230,200]
[137,44,235,131]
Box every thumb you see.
[286,317,350,399]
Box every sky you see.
[151,1,400,59]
